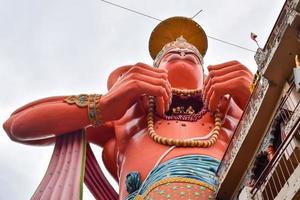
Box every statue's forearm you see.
[3,96,91,143]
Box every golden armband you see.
[64,94,103,127]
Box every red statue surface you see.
[3,17,253,200]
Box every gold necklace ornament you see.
[147,88,222,148]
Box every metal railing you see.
[251,82,300,199]
[251,127,299,199]
[279,84,299,126]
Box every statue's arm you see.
[3,63,171,146]
[2,95,114,146]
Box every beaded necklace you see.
[147,88,222,148]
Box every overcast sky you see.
[0,0,285,199]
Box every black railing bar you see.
[274,169,283,189]
[261,184,268,200]
[278,162,287,184]
[278,84,296,109]
[271,175,279,195]
[261,190,269,200]
[292,149,299,164]
[267,182,275,200]
[282,156,292,176]
[288,145,296,171]
[264,190,270,200]
[264,188,270,200]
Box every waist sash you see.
[125,155,220,200]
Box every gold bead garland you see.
[147,88,222,148]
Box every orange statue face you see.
[158,49,204,90]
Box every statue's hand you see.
[100,63,171,121]
[203,60,253,112]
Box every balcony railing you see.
[279,84,299,126]
[251,124,300,199]
[250,82,300,200]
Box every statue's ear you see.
[107,65,132,90]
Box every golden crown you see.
[149,16,208,66]
[153,36,203,67]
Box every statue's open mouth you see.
[162,92,207,121]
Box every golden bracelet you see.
[64,94,103,126]
[88,94,103,127]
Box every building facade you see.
[216,0,300,199]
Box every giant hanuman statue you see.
[3,17,253,200]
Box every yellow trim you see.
[64,94,89,107]
[79,130,87,200]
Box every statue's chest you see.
[115,111,216,147]
[149,114,216,140]
[117,115,235,198]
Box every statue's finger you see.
[135,62,168,73]
[129,81,170,109]
[122,73,171,97]
[155,97,165,116]
[123,65,168,81]
[207,60,240,71]
[208,63,253,78]
[205,80,232,109]
[208,91,221,112]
